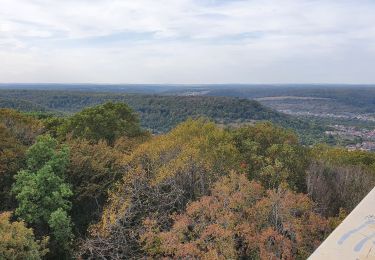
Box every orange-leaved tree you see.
[141,171,334,259]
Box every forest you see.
[1,101,375,259]
[0,89,326,144]
[198,85,375,113]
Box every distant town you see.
[280,110,375,122]
[325,125,375,151]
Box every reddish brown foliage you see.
[141,172,334,259]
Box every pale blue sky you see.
[0,0,375,83]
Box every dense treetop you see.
[12,135,73,258]
[0,101,373,259]
[0,212,48,259]
[141,171,336,259]
[58,102,144,145]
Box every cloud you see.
[0,0,374,83]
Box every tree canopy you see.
[0,212,48,260]
[141,172,336,259]
[59,102,143,144]
[232,122,309,192]
[0,102,371,259]
[12,135,73,257]
[0,109,43,211]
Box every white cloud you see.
[0,0,374,83]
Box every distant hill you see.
[198,85,375,113]
[0,97,48,112]
[0,89,324,142]
[3,83,375,113]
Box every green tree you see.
[48,208,74,251]
[12,135,73,256]
[232,122,309,192]
[0,212,49,260]
[60,102,143,145]
[42,116,66,138]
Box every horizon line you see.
[1,83,375,86]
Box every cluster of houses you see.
[346,142,375,152]
[325,125,375,152]
[326,125,375,139]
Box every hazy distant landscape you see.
[2,83,375,148]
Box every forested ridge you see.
[202,86,375,112]
[0,89,325,144]
[1,101,374,259]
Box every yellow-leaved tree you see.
[0,212,48,259]
[78,118,240,259]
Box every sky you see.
[0,0,375,84]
